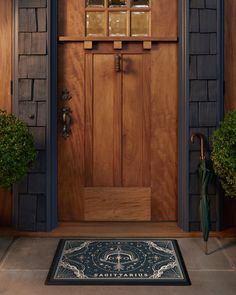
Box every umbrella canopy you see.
[198,159,213,249]
[191,133,213,254]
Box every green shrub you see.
[211,111,236,198]
[0,110,37,189]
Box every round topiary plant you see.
[0,110,37,189]
[211,110,236,199]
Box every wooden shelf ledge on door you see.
[84,40,152,50]
[59,36,178,50]
[58,36,179,42]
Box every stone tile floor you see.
[0,237,235,295]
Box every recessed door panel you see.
[84,54,151,189]
[122,54,151,187]
[81,53,151,221]
[92,54,119,186]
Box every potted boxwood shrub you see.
[0,110,37,189]
[211,110,236,199]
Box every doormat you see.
[46,239,191,285]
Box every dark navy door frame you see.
[47,0,191,230]
[47,0,58,230]
[12,0,224,231]
[178,0,190,231]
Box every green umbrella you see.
[191,133,213,255]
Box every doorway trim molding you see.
[177,0,190,231]
[47,0,58,230]
[48,0,191,230]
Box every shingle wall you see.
[14,0,48,231]
[188,0,223,231]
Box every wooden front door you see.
[58,0,178,222]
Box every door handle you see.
[62,107,72,139]
[115,54,121,72]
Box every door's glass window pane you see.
[86,12,106,36]
[132,0,149,7]
[109,12,127,36]
[131,12,149,36]
[109,0,127,7]
[86,0,104,7]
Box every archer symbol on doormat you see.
[47,239,191,285]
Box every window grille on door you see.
[86,0,151,37]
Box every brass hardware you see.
[115,54,121,72]
[61,89,72,138]
[190,133,206,160]
[62,107,72,139]
[61,88,72,101]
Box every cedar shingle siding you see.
[189,0,222,231]
[16,0,48,231]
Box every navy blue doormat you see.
[46,239,191,285]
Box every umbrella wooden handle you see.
[190,133,205,160]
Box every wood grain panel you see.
[83,187,151,221]
[224,1,236,227]
[113,57,122,187]
[58,0,85,36]
[0,0,12,226]
[123,54,151,186]
[151,0,178,39]
[0,1,12,113]
[151,43,178,221]
[93,54,115,186]
[58,43,85,221]
[224,0,236,112]
[142,54,151,186]
[85,54,93,186]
